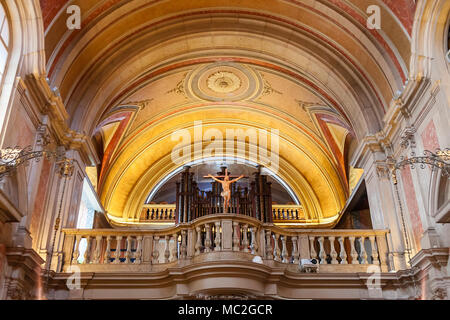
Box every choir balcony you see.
[49,164,395,299]
[48,213,395,299]
[50,212,394,299]
[61,213,390,273]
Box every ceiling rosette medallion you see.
[187,62,263,102]
[207,71,242,94]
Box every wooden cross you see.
[203,168,248,180]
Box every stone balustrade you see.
[139,204,307,223]
[271,205,304,221]
[263,227,390,272]
[141,204,176,222]
[61,214,390,273]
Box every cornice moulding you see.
[23,74,100,166]
[6,247,45,273]
[351,76,432,168]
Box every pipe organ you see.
[175,166,273,224]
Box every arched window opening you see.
[446,18,450,63]
[76,178,103,229]
[0,3,9,96]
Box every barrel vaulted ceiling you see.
[39,0,416,225]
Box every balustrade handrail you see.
[63,213,388,238]
[263,226,389,237]
[63,213,263,237]
[143,204,176,209]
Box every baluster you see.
[152,236,160,264]
[205,224,212,253]
[242,224,249,252]
[329,236,338,264]
[250,227,258,255]
[170,233,177,261]
[164,235,170,263]
[309,236,317,260]
[125,236,132,264]
[180,230,187,259]
[72,235,81,265]
[214,222,221,251]
[103,236,111,264]
[195,226,202,255]
[291,236,299,264]
[318,236,326,264]
[135,236,142,264]
[338,236,347,264]
[114,236,122,264]
[349,236,359,264]
[84,236,91,264]
[281,236,288,263]
[232,222,240,251]
[360,236,368,264]
[273,233,281,261]
[369,236,379,265]
[265,230,273,259]
[93,235,102,264]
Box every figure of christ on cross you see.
[205,168,245,213]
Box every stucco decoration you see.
[188,62,262,102]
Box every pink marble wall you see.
[400,166,424,250]
[5,101,34,148]
[0,243,5,281]
[382,0,416,35]
[30,159,51,245]
[421,120,440,152]
[40,0,70,30]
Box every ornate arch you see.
[0,0,45,144]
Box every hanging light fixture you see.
[0,143,66,181]
[390,148,449,185]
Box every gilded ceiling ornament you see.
[399,126,416,149]
[36,125,51,147]
[206,71,241,93]
[166,73,188,98]
[122,98,154,110]
[259,76,282,98]
[188,62,261,101]
[295,99,317,111]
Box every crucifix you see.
[204,168,247,213]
